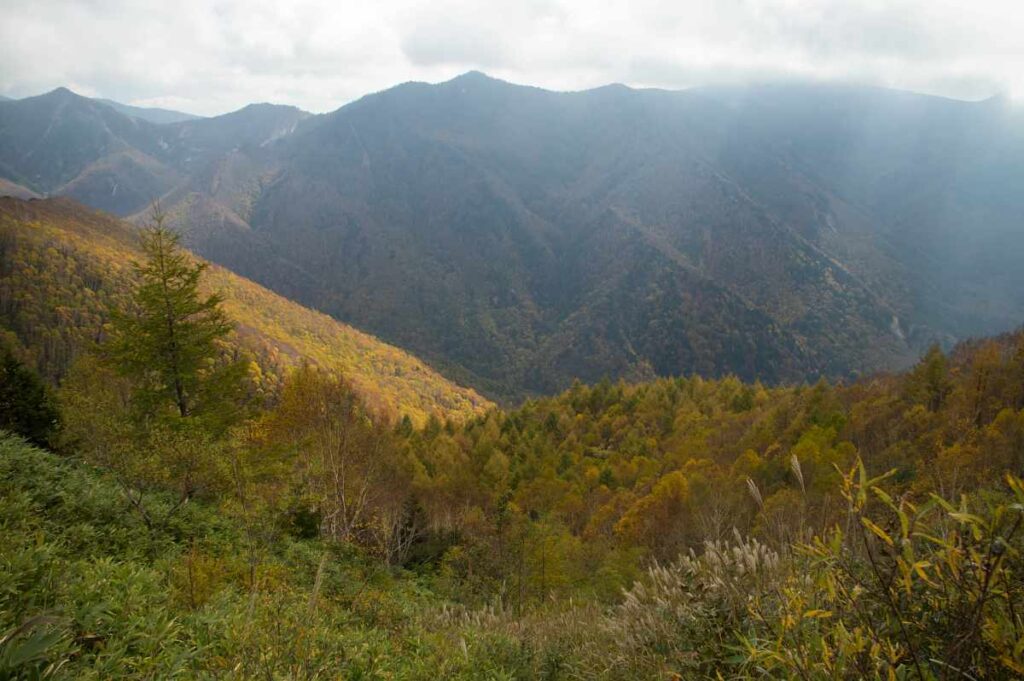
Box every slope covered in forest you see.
[0,197,490,423]
[2,324,1023,678]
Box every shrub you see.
[607,530,781,677]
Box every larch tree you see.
[108,207,243,427]
[66,207,249,528]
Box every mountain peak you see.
[451,70,497,82]
[228,102,309,119]
[444,71,513,89]
[8,86,108,113]
[29,86,95,108]
[586,82,634,95]
[47,86,79,99]
[240,102,299,111]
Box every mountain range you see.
[1,73,1022,401]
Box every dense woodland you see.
[2,200,1024,678]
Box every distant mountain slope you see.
[218,76,1024,399]
[0,88,172,201]
[0,88,309,216]
[184,74,923,397]
[1,76,1022,401]
[95,97,200,124]
[0,197,491,423]
[691,84,1024,341]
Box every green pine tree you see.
[108,209,245,428]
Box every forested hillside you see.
[2,216,1022,677]
[0,197,489,424]
[3,76,1023,400]
[397,328,1024,580]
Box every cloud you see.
[399,4,517,68]
[0,0,1021,115]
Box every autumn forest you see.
[0,192,1022,678]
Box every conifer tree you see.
[0,340,60,446]
[64,208,248,526]
[108,208,243,425]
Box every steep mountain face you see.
[1,75,1022,401]
[0,197,491,424]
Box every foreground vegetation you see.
[2,204,1023,678]
[3,431,1023,679]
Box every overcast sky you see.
[1,0,1021,116]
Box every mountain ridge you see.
[94,97,201,124]
[1,75,1022,401]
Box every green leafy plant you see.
[0,616,70,680]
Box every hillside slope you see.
[2,325,1022,678]
[0,197,490,423]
